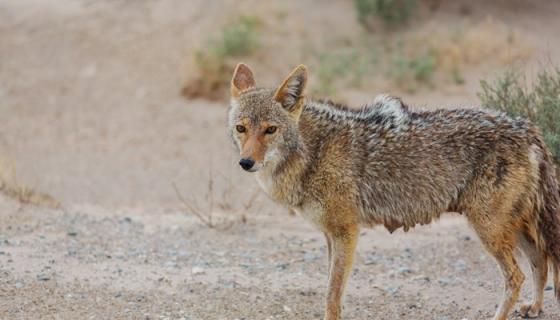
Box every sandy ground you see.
[1,1,560,319]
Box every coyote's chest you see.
[255,168,302,205]
[256,171,325,228]
[294,202,326,231]
[255,173,277,200]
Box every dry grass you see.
[415,18,533,76]
[0,158,62,209]
[173,170,262,229]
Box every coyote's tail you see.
[534,137,560,303]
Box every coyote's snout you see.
[227,63,560,320]
[238,158,255,171]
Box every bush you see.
[182,16,261,100]
[354,0,416,30]
[211,15,260,58]
[389,42,436,92]
[478,69,560,164]
[313,47,378,95]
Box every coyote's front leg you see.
[324,224,359,320]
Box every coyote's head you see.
[228,63,307,172]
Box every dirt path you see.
[1,200,559,319]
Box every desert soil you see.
[1,1,560,319]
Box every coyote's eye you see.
[236,125,246,133]
[265,126,277,134]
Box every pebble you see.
[303,252,316,262]
[37,274,51,281]
[452,260,468,272]
[192,267,205,275]
[275,262,289,270]
[385,286,399,295]
[438,277,451,285]
[413,275,430,282]
[397,266,412,274]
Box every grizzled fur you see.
[228,64,560,320]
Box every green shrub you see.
[354,0,416,29]
[389,42,435,92]
[313,46,379,95]
[183,15,261,100]
[478,69,560,163]
[214,15,260,58]
[194,15,260,68]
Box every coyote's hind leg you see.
[518,232,547,318]
[469,218,525,320]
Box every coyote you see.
[227,63,560,320]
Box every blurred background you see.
[1,1,559,319]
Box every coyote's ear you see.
[231,63,256,98]
[274,65,307,116]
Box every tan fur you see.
[228,63,560,320]
[239,121,273,164]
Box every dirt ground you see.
[1,1,560,319]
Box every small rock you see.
[37,274,50,281]
[413,275,430,282]
[283,305,292,313]
[275,262,289,270]
[299,290,317,296]
[191,267,205,275]
[386,286,399,295]
[438,277,451,285]
[452,259,468,272]
[67,230,78,237]
[303,252,316,262]
[398,266,412,274]
[15,282,23,288]
[223,281,237,289]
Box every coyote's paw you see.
[518,303,542,318]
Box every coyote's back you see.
[227,63,560,320]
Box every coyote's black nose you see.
[239,158,255,171]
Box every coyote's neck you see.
[256,139,309,208]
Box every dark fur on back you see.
[298,96,560,236]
